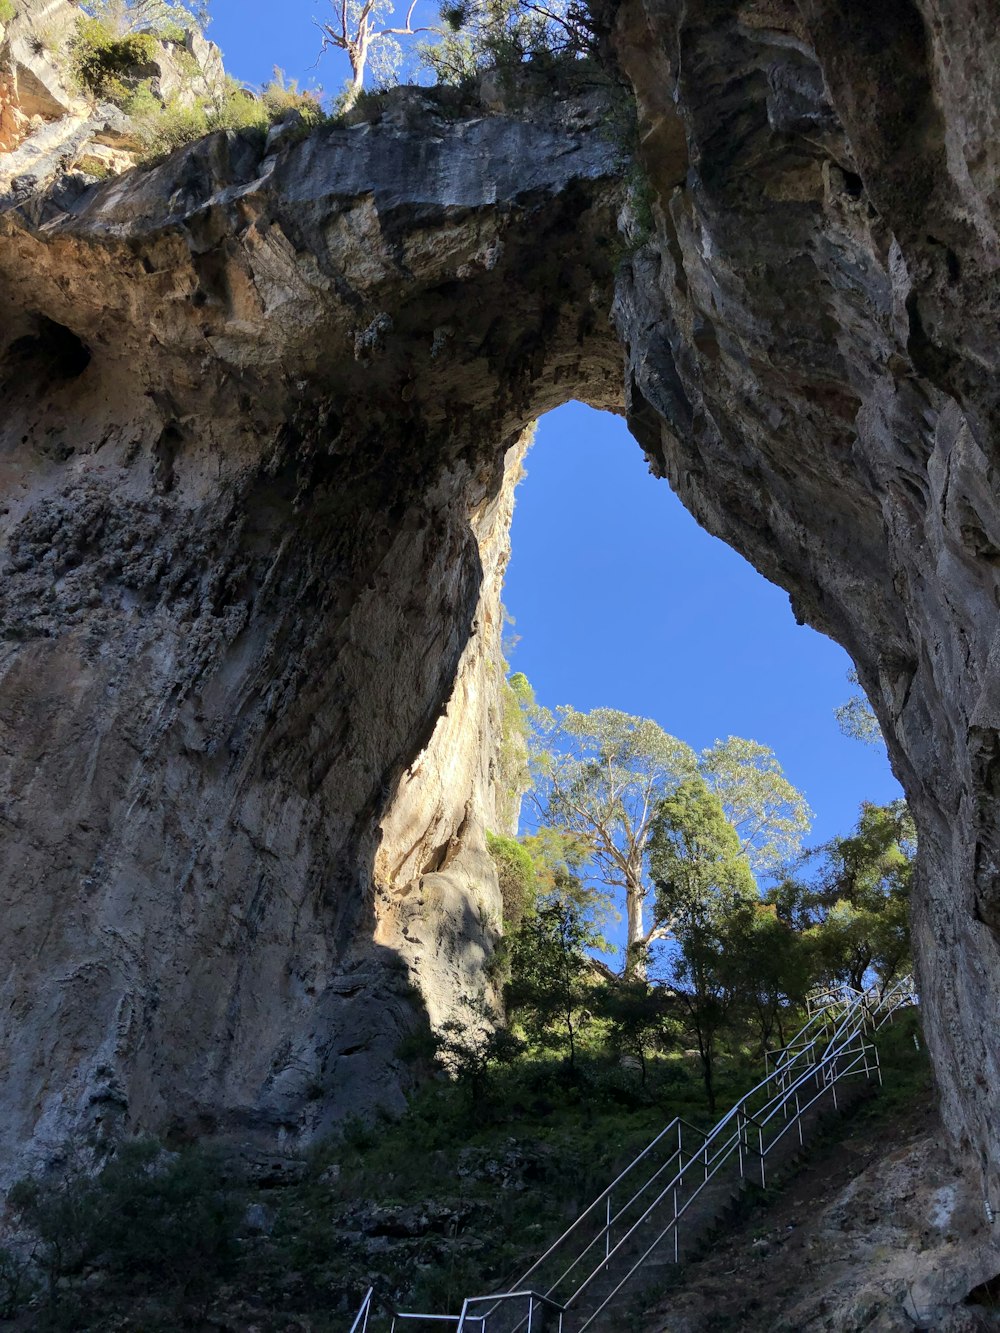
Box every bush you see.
[130,76,327,163]
[486,831,536,930]
[9,1140,242,1318]
[0,1,15,25]
[260,69,327,128]
[72,17,159,105]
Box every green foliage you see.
[8,1141,242,1320]
[486,831,536,929]
[81,0,208,38]
[436,1000,527,1118]
[519,825,613,925]
[495,669,534,829]
[527,704,699,962]
[506,899,604,1067]
[130,74,327,162]
[835,667,884,746]
[0,1,16,25]
[699,735,813,875]
[775,800,914,992]
[808,799,913,990]
[525,704,810,971]
[259,70,327,127]
[418,0,598,85]
[72,18,160,104]
[649,777,757,930]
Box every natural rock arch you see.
[3,0,1000,1227]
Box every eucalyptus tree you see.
[526,705,811,974]
[699,736,813,877]
[318,0,434,109]
[527,706,699,970]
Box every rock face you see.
[5,0,1000,1246]
[0,84,623,1178]
[608,0,1000,1216]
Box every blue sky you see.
[205,3,901,851]
[207,1,389,100]
[505,404,901,852]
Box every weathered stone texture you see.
[610,0,1000,1213]
[0,93,623,1178]
[5,0,1000,1255]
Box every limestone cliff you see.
[5,0,1000,1277]
[0,59,623,1180]
[608,0,1000,1224]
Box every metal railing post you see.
[737,1110,744,1179]
[759,1127,765,1188]
[605,1196,611,1269]
[527,1294,534,1333]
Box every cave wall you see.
[3,0,1000,1229]
[610,0,1000,1209]
[0,91,623,1178]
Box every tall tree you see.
[528,707,698,967]
[318,0,433,110]
[699,736,813,876]
[506,899,601,1069]
[648,777,758,932]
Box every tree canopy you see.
[524,705,811,972]
[83,0,207,35]
[834,668,884,747]
[528,706,698,965]
[770,799,914,992]
[699,736,813,876]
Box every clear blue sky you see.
[205,4,901,850]
[505,404,901,851]
[207,1,388,100]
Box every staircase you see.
[348,976,918,1333]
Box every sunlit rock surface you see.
[0,84,623,1177]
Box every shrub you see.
[260,68,327,128]
[486,831,536,930]
[131,76,327,163]
[9,1140,242,1316]
[130,83,265,158]
[72,17,159,105]
[0,1,15,25]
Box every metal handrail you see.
[345,975,917,1332]
[458,1289,565,1332]
[567,977,915,1329]
[350,1288,374,1333]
